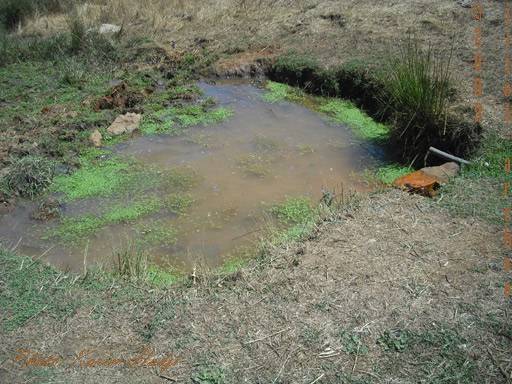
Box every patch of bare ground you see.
[1,190,509,383]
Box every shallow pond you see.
[0,81,379,272]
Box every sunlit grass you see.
[319,100,389,140]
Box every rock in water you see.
[89,129,102,147]
[107,113,142,136]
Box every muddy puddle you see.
[0,81,380,272]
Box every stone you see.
[99,24,121,34]
[89,129,102,147]
[393,170,440,197]
[420,162,460,184]
[393,162,460,197]
[457,0,473,8]
[107,113,142,136]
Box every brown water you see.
[0,81,379,272]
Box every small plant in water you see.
[237,154,271,178]
[114,241,148,280]
[253,135,280,152]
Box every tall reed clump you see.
[380,38,479,164]
[114,241,148,280]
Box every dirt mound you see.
[95,82,143,112]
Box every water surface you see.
[0,81,378,271]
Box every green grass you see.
[437,134,511,225]
[53,156,135,200]
[173,104,233,127]
[163,167,201,191]
[140,116,178,135]
[0,60,110,124]
[49,197,164,243]
[377,329,412,352]
[218,257,246,274]
[267,196,319,244]
[367,164,413,185]
[146,265,181,287]
[237,154,272,178]
[165,193,195,214]
[460,134,512,179]
[339,330,368,355]
[193,367,226,384]
[263,81,389,141]
[377,326,475,383]
[135,220,178,247]
[49,215,104,242]
[49,164,200,243]
[0,248,77,331]
[104,198,162,223]
[271,196,314,225]
[140,104,232,135]
[319,100,389,140]
[263,81,305,103]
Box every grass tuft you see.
[0,248,76,331]
[114,241,148,281]
[2,155,55,198]
[49,197,163,243]
[135,220,178,247]
[271,197,314,225]
[380,38,479,163]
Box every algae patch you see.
[319,100,389,140]
[48,197,164,243]
[140,103,233,135]
[135,220,178,247]
[263,81,305,103]
[263,81,389,141]
[52,155,135,200]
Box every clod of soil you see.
[94,82,143,111]
[30,197,62,221]
[89,129,102,147]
